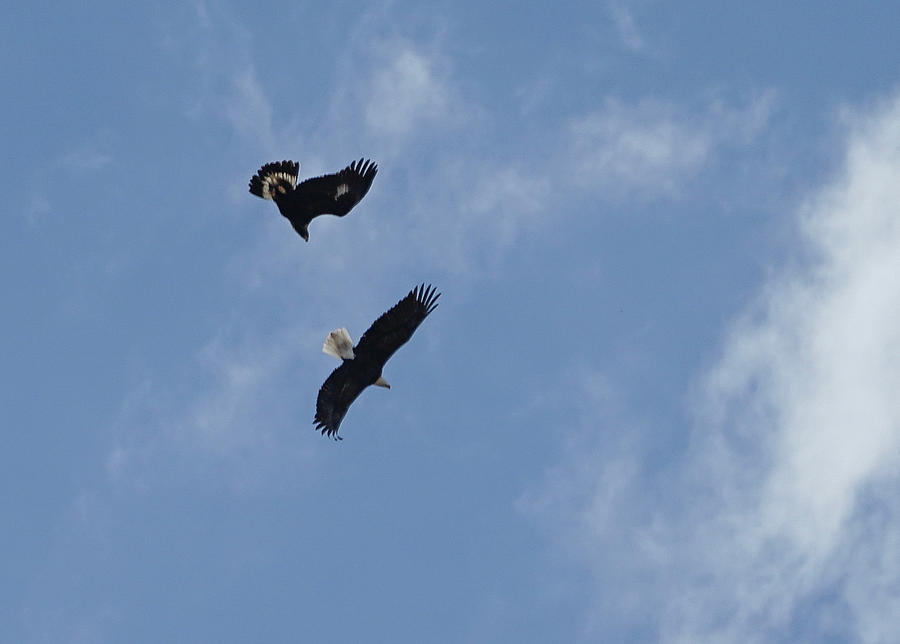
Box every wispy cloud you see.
[166,0,279,153]
[565,92,776,200]
[59,146,113,172]
[107,318,318,492]
[224,66,275,149]
[364,45,457,139]
[21,492,118,643]
[608,1,648,53]
[24,193,51,225]
[523,90,900,642]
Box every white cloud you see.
[366,46,450,136]
[357,39,479,145]
[566,93,775,200]
[702,91,900,550]
[524,91,900,642]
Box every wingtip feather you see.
[414,283,441,316]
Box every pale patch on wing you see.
[259,172,297,199]
[334,183,350,200]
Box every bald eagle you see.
[248,158,377,241]
[314,284,441,440]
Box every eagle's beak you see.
[374,376,391,389]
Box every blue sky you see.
[4,1,900,642]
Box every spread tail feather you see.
[249,160,300,200]
[322,328,355,360]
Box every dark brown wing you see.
[355,284,441,367]
[293,158,378,217]
[248,160,300,200]
[314,362,369,440]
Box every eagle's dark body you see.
[248,158,378,241]
[314,284,441,440]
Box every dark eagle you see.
[248,158,378,241]
[314,284,441,440]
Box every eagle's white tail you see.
[322,328,355,360]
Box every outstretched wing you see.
[249,160,300,200]
[314,362,369,439]
[355,284,441,366]
[293,158,378,217]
